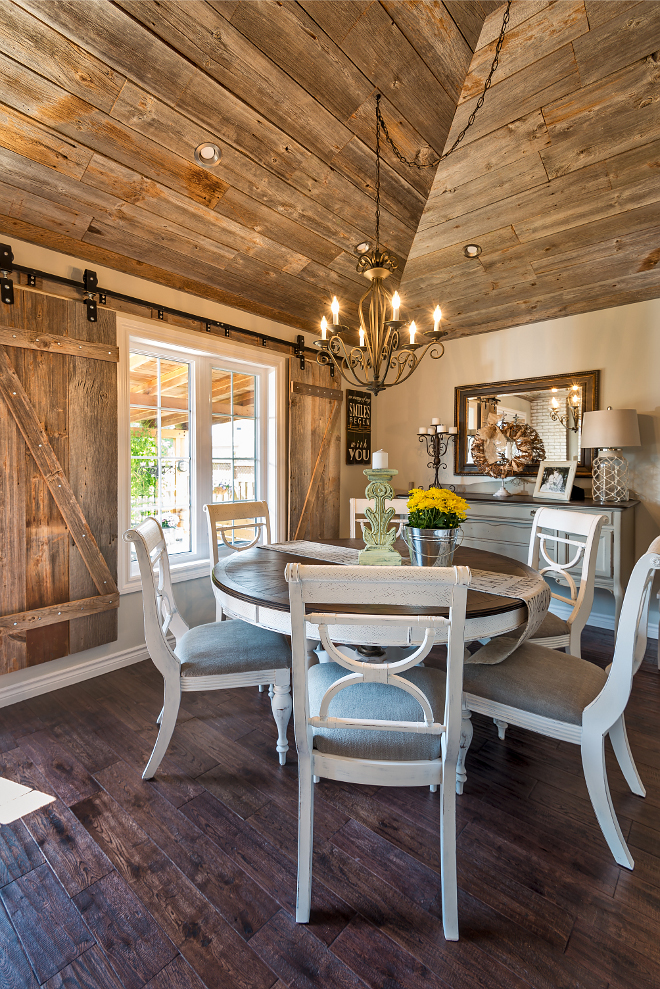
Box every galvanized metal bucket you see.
[402,526,463,567]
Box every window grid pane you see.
[130,352,192,556]
[212,367,257,503]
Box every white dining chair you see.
[123,517,291,779]
[460,536,660,869]
[349,497,408,538]
[526,507,607,657]
[204,500,271,621]
[286,562,470,941]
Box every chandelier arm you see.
[375,0,511,169]
[317,346,367,389]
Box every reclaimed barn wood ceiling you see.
[0,0,497,331]
[402,0,660,338]
[0,1,659,338]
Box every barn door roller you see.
[0,244,14,306]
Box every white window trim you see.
[117,313,288,593]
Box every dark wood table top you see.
[213,538,538,618]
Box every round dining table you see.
[212,538,538,655]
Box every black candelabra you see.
[417,423,457,489]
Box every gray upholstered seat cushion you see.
[464,642,607,724]
[530,610,570,640]
[177,620,290,677]
[308,662,447,760]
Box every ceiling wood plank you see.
[459,1,589,103]
[540,58,660,180]
[337,1,460,151]
[116,0,356,164]
[0,54,228,209]
[583,1,641,33]
[446,43,581,148]
[0,180,92,240]
[444,1,494,50]
[574,0,660,86]
[380,1,473,104]
[0,104,94,180]
[476,1,549,49]
[295,1,372,46]
[1,1,126,112]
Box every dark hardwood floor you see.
[1,628,659,989]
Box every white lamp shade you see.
[580,409,640,449]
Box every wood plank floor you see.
[0,627,658,988]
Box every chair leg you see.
[143,681,181,780]
[296,751,314,923]
[271,684,292,766]
[456,708,473,795]
[493,718,508,740]
[581,734,634,869]
[440,775,459,940]
[156,706,163,725]
[609,715,646,797]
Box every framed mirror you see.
[454,370,600,477]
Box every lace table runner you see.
[262,540,360,565]
[262,541,550,664]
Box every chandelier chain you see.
[376,0,511,169]
[375,93,381,250]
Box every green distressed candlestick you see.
[358,468,402,566]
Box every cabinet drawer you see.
[461,519,529,565]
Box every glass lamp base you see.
[592,449,629,503]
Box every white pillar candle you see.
[427,425,436,434]
[431,418,440,425]
[372,450,388,469]
[418,427,427,434]
[448,426,458,435]
[438,424,447,433]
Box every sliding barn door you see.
[0,287,118,674]
[288,357,341,541]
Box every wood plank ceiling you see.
[0,0,496,332]
[402,0,660,338]
[0,1,659,339]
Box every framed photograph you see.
[533,460,578,501]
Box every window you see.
[118,317,286,591]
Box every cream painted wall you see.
[374,297,660,632]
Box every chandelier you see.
[314,2,511,396]
[315,95,444,396]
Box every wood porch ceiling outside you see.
[0,1,658,339]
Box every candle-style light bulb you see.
[433,305,442,332]
[409,320,417,344]
[359,328,365,347]
[391,292,400,321]
[331,296,339,325]
[321,316,328,341]
[551,397,559,409]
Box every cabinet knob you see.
[530,509,537,517]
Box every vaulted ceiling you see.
[0,1,659,340]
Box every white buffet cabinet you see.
[459,492,638,628]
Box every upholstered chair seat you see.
[530,610,571,642]
[463,643,607,725]
[178,621,290,678]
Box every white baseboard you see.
[0,643,150,710]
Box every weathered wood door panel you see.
[0,287,118,674]
[288,358,341,541]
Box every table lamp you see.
[580,408,640,503]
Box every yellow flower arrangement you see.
[407,487,470,530]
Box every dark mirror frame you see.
[454,369,600,477]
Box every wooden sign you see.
[346,389,371,465]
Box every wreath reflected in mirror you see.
[471,419,545,495]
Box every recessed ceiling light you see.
[355,241,371,254]
[194,143,222,167]
[463,243,482,258]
